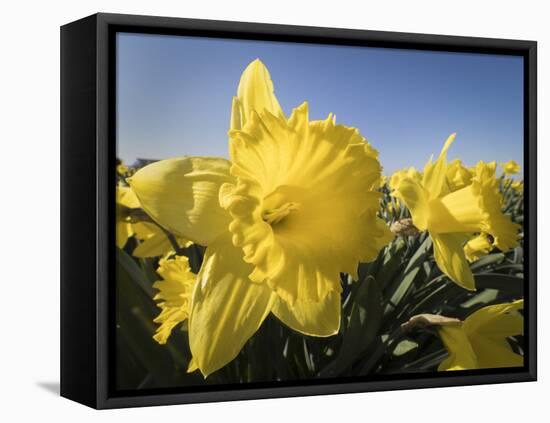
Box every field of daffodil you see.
[115,59,525,390]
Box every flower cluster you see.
[116,59,525,379]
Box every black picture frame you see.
[60,12,537,409]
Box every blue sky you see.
[116,33,524,176]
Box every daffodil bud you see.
[390,218,420,236]
[401,313,461,334]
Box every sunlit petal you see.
[464,233,493,262]
[438,325,478,371]
[446,159,473,192]
[432,232,475,290]
[188,235,275,377]
[272,290,341,337]
[152,256,196,344]
[129,157,234,246]
[132,222,191,258]
[231,58,285,131]
[224,103,391,303]
[422,132,456,199]
[394,177,430,231]
[501,160,521,175]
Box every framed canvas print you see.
[60,13,537,409]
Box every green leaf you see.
[375,239,407,290]
[460,289,499,308]
[318,276,382,377]
[470,253,505,272]
[116,247,154,297]
[385,236,432,312]
[474,273,524,297]
[393,339,419,357]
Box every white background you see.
[1,0,547,421]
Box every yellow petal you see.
[272,290,341,337]
[132,222,171,257]
[446,159,473,192]
[438,300,524,370]
[187,357,199,373]
[428,169,520,249]
[432,232,475,290]
[511,180,524,193]
[389,167,422,192]
[501,160,521,175]
[463,300,524,368]
[438,325,478,371]
[394,177,430,231]
[133,234,173,258]
[117,185,140,209]
[422,133,456,200]
[468,337,524,369]
[132,221,159,240]
[231,59,285,130]
[152,256,196,344]
[131,222,191,258]
[464,233,493,262]
[225,103,389,303]
[116,222,132,249]
[116,185,139,248]
[188,235,275,377]
[128,157,234,246]
[464,300,524,337]
[117,163,129,176]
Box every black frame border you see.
[62,12,537,409]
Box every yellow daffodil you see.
[501,160,521,175]
[438,300,524,370]
[389,167,421,192]
[116,185,190,256]
[132,222,191,258]
[446,159,472,192]
[116,185,140,248]
[152,255,197,344]
[392,135,520,290]
[463,233,493,262]
[223,103,392,304]
[511,180,524,193]
[117,163,129,176]
[129,59,393,376]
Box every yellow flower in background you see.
[501,160,520,175]
[116,185,191,256]
[438,300,524,371]
[511,180,524,193]
[463,233,493,262]
[132,222,191,258]
[446,159,472,192]
[152,256,197,344]
[389,167,421,192]
[129,59,393,376]
[392,135,520,290]
[117,163,129,176]
[116,186,140,248]
[129,157,234,247]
